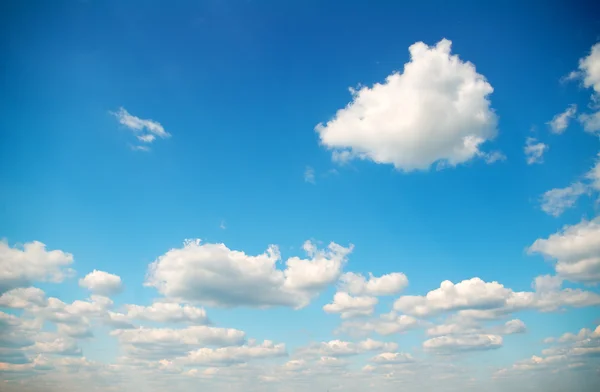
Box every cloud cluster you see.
[0,241,74,294]
[145,239,353,309]
[315,39,500,171]
[528,217,600,283]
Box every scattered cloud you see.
[524,137,548,164]
[337,311,420,336]
[297,339,398,358]
[0,241,74,294]
[315,39,499,171]
[566,42,600,135]
[393,276,600,318]
[546,104,577,134]
[323,292,378,319]
[111,107,171,151]
[540,182,588,217]
[339,272,408,296]
[123,301,209,324]
[423,334,503,353]
[528,217,600,283]
[79,270,123,296]
[304,166,316,184]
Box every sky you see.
[1,0,600,391]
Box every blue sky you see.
[1,1,600,391]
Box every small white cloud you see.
[124,301,209,325]
[423,334,503,352]
[304,166,316,184]
[540,182,588,216]
[219,220,226,230]
[524,137,548,165]
[79,270,123,296]
[323,292,378,319]
[339,272,408,296]
[546,104,577,134]
[297,339,398,358]
[528,217,600,283]
[111,107,171,150]
[315,39,499,171]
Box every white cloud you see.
[124,302,209,324]
[528,217,600,283]
[423,334,503,352]
[304,166,316,184]
[393,276,600,317]
[30,335,82,356]
[323,292,378,319]
[524,137,548,164]
[182,340,287,366]
[112,107,170,138]
[111,325,246,361]
[297,339,398,358]
[79,270,123,296]
[546,104,577,134]
[369,352,414,364]
[0,287,47,308]
[540,182,588,217]
[145,239,353,308]
[338,311,419,336]
[315,39,499,171]
[339,272,408,296]
[568,42,600,134]
[0,240,74,294]
[587,154,600,191]
[580,111,600,133]
[426,318,525,337]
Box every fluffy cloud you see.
[182,340,287,366]
[124,302,209,324]
[528,217,600,283]
[297,339,398,358]
[337,311,419,336]
[79,270,123,296]
[0,241,74,294]
[315,39,499,171]
[496,323,600,377]
[323,292,377,319]
[540,182,588,217]
[423,334,503,352]
[30,335,82,356]
[568,42,600,134]
[369,352,414,364]
[339,272,408,296]
[546,104,577,134]
[0,287,47,308]
[393,276,600,318]
[145,239,353,308]
[524,137,548,164]
[426,319,525,337]
[111,326,246,360]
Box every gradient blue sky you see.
[1,1,600,391]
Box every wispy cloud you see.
[111,107,171,151]
[304,166,316,184]
[524,137,548,165]
[546,104,577,134]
